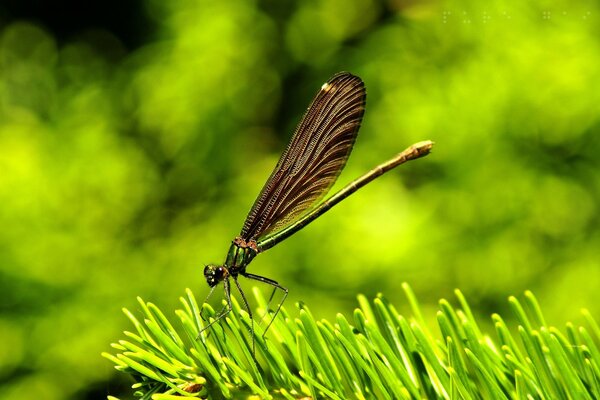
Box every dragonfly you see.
[201,72,433,341]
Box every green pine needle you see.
[103,286,600,399]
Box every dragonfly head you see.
[204,264,229,287]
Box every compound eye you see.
[203,265,229,287]
[203,265,218,280]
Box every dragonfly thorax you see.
[204,238,259,288]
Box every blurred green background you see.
[1,0,599,398]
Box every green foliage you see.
[105,286,600,399]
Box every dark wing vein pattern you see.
[240,72,366,241]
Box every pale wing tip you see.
[321,81,333,92]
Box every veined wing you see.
[240,72,366,242]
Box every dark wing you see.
[240,72,366,241]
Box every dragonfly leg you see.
[241,272,288,339]
[231,276,257,357]
[197,279,232,339]
[198,285,216,324]
[265,286,278,313]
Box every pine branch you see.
[103,285,600,399]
